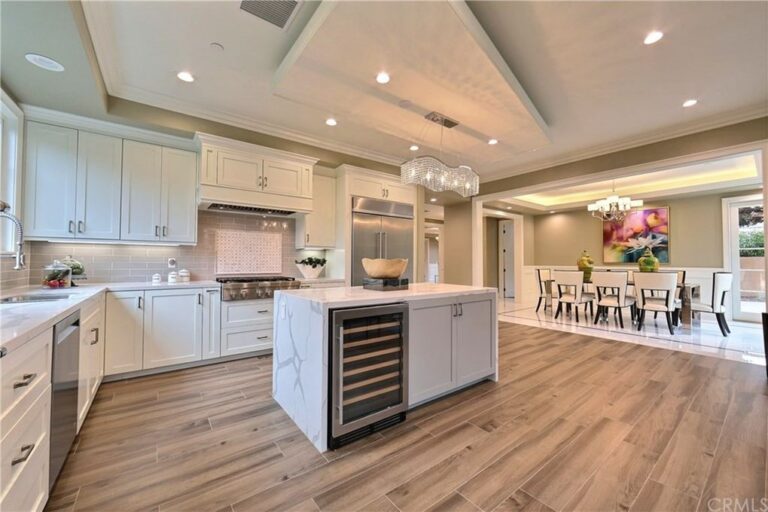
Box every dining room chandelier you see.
[400,112,479,198]
[587,181,643,222]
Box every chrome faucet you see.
[0,200,25,270]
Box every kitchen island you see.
[272,283,498,452]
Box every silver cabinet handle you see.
[162,226,168,237]
[13,373,36,389]
[78,220,85,233]
[90,327,99,345]
[257,335,269,340]
[137,296,143,309]
[0,347,7,358]
[263,176,268,188]
[459,303,464,316]
[258,175,263,188]
[68,220,75,233]
[306,233,310,244]
[11,444,35,466]
[257,309,269,313]
[155,225,160,237]
[198,293,202,305]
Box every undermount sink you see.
[0,293,77,304]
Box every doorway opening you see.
[725,194,765,322]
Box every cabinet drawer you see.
[0,385,50,509]
[221,326,272,356]
[1,329,52,433]
[222,300,273,329]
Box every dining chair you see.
[634,272,680,335]
[535,268,552,313]
[654,269,686,320]
[552,270,594,322]
[591,271,635,328]
[691,272,733,336]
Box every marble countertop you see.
[275,282,497,309]
[0,280,220,355]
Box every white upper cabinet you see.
[196,132,318,214]
[296,174,336,249]
[23,113,197,245]
[121,141,197,243]
[217,150,262,190]
[76,131,122,240]
[23,122,78,238]
[160,147,197,243]
[121,140,162,241]
[347,168,415,205]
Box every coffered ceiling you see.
[3,1,766,182]
[499,150,763,213]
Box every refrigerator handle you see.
[382,231,388,258]
[375,232,381,258]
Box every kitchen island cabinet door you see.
[143,289,203,369]
[105,291,145,375]
[455,298,495,386]
[408,299,455,406]
[202,288,221,360]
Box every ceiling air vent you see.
[208,203,296,216]
[240,0,300,29]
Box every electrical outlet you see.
[168,257,177,269]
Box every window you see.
[0,89,23,254]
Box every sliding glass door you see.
[728,198,765,322]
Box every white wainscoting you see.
[521,265,725,311]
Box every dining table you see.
[542,278,701,327]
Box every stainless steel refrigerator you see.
[351,196,414,286]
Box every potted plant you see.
[295,257,327,279]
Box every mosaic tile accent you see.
[216,230,282,274]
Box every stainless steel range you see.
[216,275,301,301]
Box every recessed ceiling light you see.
[506,206,512,210]
[644,31,664,45]
[325,118,338,126]
[177,71,194,82]
[430,197,437,203]
[25,53,64,72]
[682,99,698,108]
[549,210,556,214]
[488,138,499,145]
[409,144,419,151]
[376,71,390,84]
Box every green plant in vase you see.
[577,250,594,281]
[637,247,660,272]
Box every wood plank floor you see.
[47,323,767,512]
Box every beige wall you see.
[443,202,473,285]
[523,215,535,265]
[531,190,761,268]
[484,217,499,288]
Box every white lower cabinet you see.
[202,288,221,360]
[408,294,495,406]
[142,289,203,369]
[77,294,105,431]
[105,291,145,376]
[221,299,274,355]
[1,329,53,512]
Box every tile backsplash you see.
[15,212,328,287]
[0,242,31,290]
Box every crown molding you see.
[479,105,768,183]
[21,104,196,150]
[194,132,319,166]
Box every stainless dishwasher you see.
[329,303,408,449]
[50,311,80,489]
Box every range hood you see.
[205,203,297,217]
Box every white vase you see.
[296,264,325,279]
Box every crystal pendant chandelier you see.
[400,112,479,198]
[587,181,643,223]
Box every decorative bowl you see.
[296,263,325,280]
[362,258,408,279]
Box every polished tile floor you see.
[498,298,766,367]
